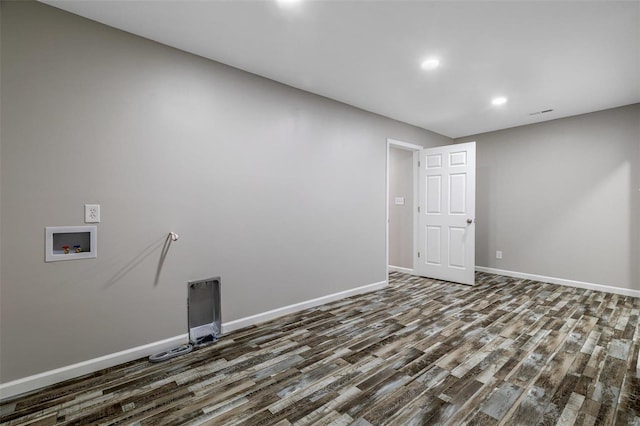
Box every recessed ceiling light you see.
[492,96,507,106]
[277,0,301,5]
[420,58,440,71]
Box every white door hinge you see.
[418,251,421,258]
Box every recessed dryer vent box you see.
[45,226,97,262]
[188,277,221,346]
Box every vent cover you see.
[529,109,554,116]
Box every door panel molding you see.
[417,142,476,285]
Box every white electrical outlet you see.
[496,250,503,259]
[85,204,100,223]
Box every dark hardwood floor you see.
[2,271,640,425]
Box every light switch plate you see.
[85,204,100,223]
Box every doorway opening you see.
[386,139,477,285]
[386,139,422,275]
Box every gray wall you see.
[457,104,640,290]
[388,147,414,269]
[0,1,451,382]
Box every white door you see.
[417,142,476,285]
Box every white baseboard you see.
[476,266,640,298]
[0,334,187,401]
[388,265,414,274]
[221,280,387,334]
[0,279,387,401]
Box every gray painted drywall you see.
[0,1,3,324]
[388,148,414,269]
[457,104,640,290]
[0,1,451,382]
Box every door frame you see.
[386,138,423,276]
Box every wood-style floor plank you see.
[2,272,640,425]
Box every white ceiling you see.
[42,0,640,138]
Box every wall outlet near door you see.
[496,250,503,259]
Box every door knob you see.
[467,218,473,224]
